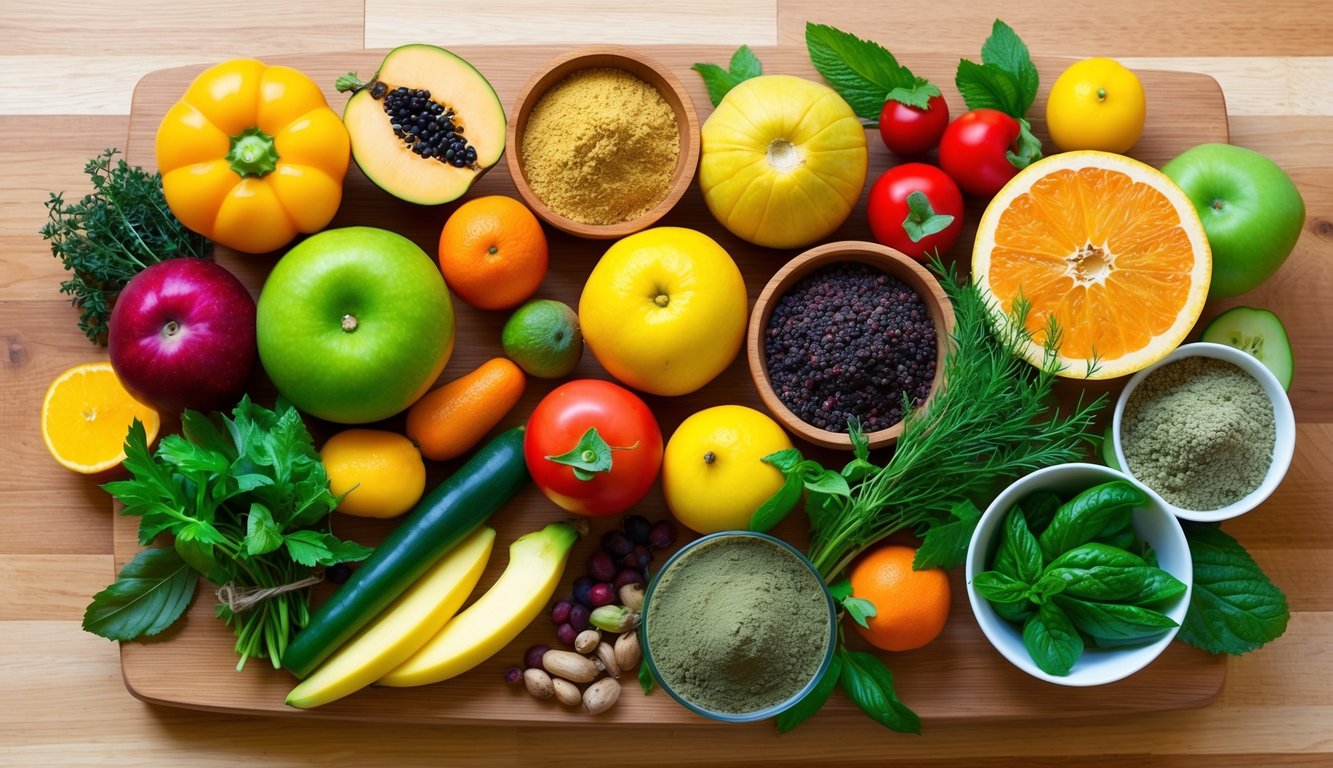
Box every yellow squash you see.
[378,521,579,687]
[699,74,867,249]
[156,58,350,254]
[284,526,496,709]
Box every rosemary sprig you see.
[40,148,212,344]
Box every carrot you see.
[407,358,526,461]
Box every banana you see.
[379,521,581,687]
[285,526,496,709]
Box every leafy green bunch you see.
[84,397,371,670]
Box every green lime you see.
[502,299,583,379]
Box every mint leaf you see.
[806,22,938,119]
[1178,524,1289,654]
[843,596,878,628]
[749,470,803,532]
[980,19,1039,113]
[839,650,921,734]
[804,468,851,497]
[914,516,979,569]
[83,547,198,641]
[902,190,956,243]
[691,44,762,107]
[776,651,842,733]
[955,59,1022,116]
[828,577,854,602]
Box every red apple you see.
[108,258,257,414]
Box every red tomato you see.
[878,94,950,156]
[866,163,964,260]
[938,108,1024,198]
[524,379,663,517]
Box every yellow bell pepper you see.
[156,59,350,254]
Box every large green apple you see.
[257,227,454,424]
[1162,143,1305,299]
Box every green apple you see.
[257,227,454,424]
[1162,143,1305,299]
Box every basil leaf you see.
[691,44,762,107]
[1178,524,1290,655]
[1055,596,1177,641]
[244,503,283,557]
[806,22,934,119]
[1044,564,1186,605]
[1047,542,1146,571]
[992,599,1034,624]
[82,547,198,641]
[972,570,1031,604]
[1017,492,1061,535]
[995,507,1042,583]
[979,19,1039,113]
[1029,571,1068,605]
[839,650,921,734]
[914,516,979,569]
[1023,601,1083,676]
[777,652,842,733]
[749,470,803,532]
[174,535,227,586]
[762,447,804,474]
[1038,481,1147,563]
[804,468,851,497]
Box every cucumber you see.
[284,426,529,679]
[1201,306,1293,390]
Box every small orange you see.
[438,195,549,310]
[973,150,1211,379]
[321,429,426,519]
[406,358,525,461]
[41,362,161,474]
[847,544,951,652]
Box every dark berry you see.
[649,520,677,550]
[600,529,635,560]
[569,603,591,632]
[325,562,353,584]
[627,544,652,572]
[587,550,617,582]
[555,622,578,647]
[550,599,573,625]
[572,575,596,608]
[613,567,645,590]
[524,644,551,671]
[504,666,524,686]
[588,582,616,607]
[622,514,652,545]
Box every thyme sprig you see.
[40,148,212,344]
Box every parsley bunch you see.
[40,148,211,345]
[84,397,371,670]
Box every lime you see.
[502,299,583,379]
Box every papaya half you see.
[336,45,505,205]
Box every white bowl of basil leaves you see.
[965,462,1192,686]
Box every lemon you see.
[661,405,793,534]
[321,429,426,518]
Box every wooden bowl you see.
[746,241,957,451]
[505,45,700,239]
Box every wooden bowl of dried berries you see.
[747,241,955,450]
[505,45,700,239]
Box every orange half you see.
[41,362,160,474]
[973,150,1211,379]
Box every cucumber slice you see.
[1201,306,1293,390]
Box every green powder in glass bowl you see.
[642,531,836,721]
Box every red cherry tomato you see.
[524,379,663,517]
[938,108,1023,197]
[866,163,964,260]
[878,94,950,156]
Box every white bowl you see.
[1112,342,1295,522]
[965,462,1192,687]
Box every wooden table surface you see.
[3,2,1330,766]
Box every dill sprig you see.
[40,148,212,344]
[803,261,1107,579]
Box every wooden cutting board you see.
[113,45,1228,725]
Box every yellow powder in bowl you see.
[521,67,680,226]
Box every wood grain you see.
[108,44,1227,724]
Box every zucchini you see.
[1201,306,1294,390]
[284,426,529,679]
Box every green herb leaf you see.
[1178,524,1290,654]
[804,469,851,497]
[1054,596,1177,642]
[954,59,1022,116]
[763,447,805,474]
[1017,491,1061,535]
[244,504,283,557]
[995,507,1043,585]
[1028,571,1068,605]
[156,434,230,476]
[638,656,655,695]
[1006,117,1044,170]
[1044,564,1185,606]
[174,534,227,586]
[972,570,1032,604]
[839,650,921,734]
[1038,480,1147,563]
[914,510,980,570]
[776,651,842,733]
[749,471,804,532]
[1022,601,1083,676]
[901,190,956,244]
[805,22,938,119]
[843,597,878,629]
[979,19,1039,114]
[82,547,199,641]
[691,44,762,107]
[828,577,853,601]
[1047,542,1146,571]
[545,427,628,481]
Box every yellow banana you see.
[379,521,580,687]
[285,526,496,708]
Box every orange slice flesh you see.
[41,362,161,474]
[973,150,1211,379]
